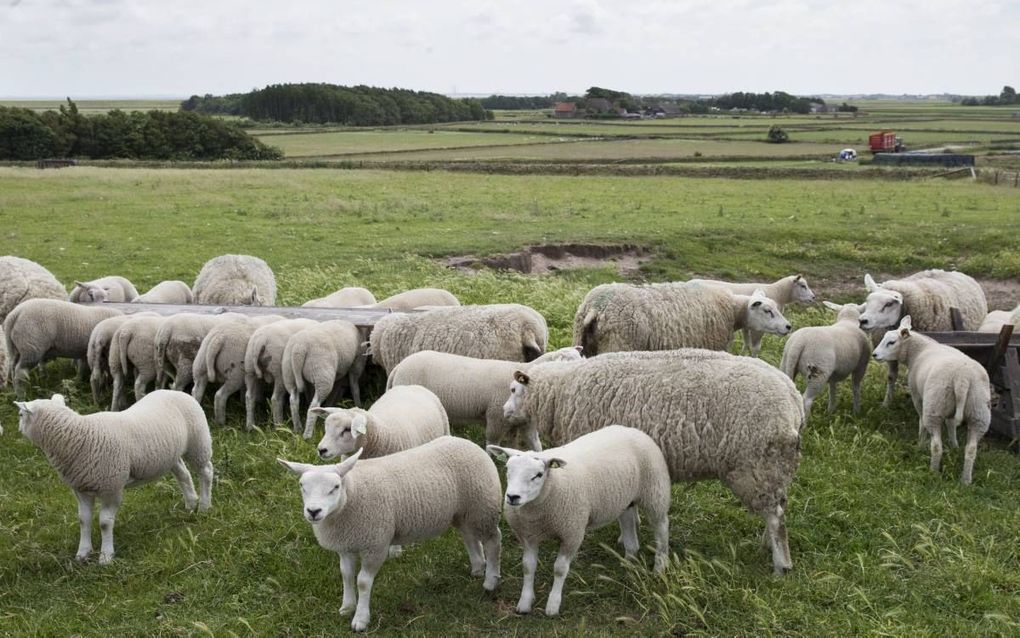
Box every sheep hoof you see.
[515,602,532,615]
[98,552,114,565]
[483,575,500,591]
[339,604,355,616]
[75,551,90,562]
[351,616,369,632]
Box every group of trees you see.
[182,84,492,125]
[960,85,1018,106]
[0,100,281,161]
[708,91,821,114]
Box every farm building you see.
[552,102,578,118]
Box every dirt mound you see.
[444,243,648,276]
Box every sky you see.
[1,0,1017,98]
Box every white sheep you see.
[369,288,460,310]
[109,314,166,410]
[303,287,376,308]
[573,283,791,357]
[502,349,802,574]
[386,346,583,450]
[277,436,502,632]
[780,301,872,414]
[369,304,548,375]
[688,274,816,356]
[978,305,1020,333]
[153,312,244,391]
[282,319,367,439]
[69,276,140,303]
[87,314,151,404]
[0,255,67,323]
[192,254,276,306]
[312,385,450,460]
[15,390,213,564]
[487,425,671,616]
[133,280,194,304]
[243,318,319,429]
[873,316,991,484]
[4,299,123,399]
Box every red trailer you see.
[869,130,903,153]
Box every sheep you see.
[688,274,816,356]
[109,314,167,410]
[87,313,158,405]
[487,425,671,616]
[573,283,791,357]
[243,318,319,429]
[153,312,244,391]
[133,280,194,304]
[386,346,583,450]
[369,288,460,311]
[312,385,450,460]
[303,287,376,308]
[978,305,1020,333]
[369,304,548,375]
[282,320,367,439]
[192,254,277,306]
[502,349,802,574]
[69,276,139,303]
[858,270,988,407]
[873,316,991,485]
[0,255,67,324]
[4,299,123,399]
[780,301,872,414]
[277,436,502,632]
[14,390,213,564]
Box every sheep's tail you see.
[952,373,969,427]
[204,332,225,384]
[290,341,309,393]
[779,340,802,381]
[153,327,170,386]
[117,330,132,377]
[579,309,599,357]
[251,341,267,380]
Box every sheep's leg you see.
[617,505,640,560]
[289,390,302,433]
[134,371,154,403]
[110,371,125,411]
[97,491,122,565]
[802,378,825,415]
[740,328,751,355]
[74,491,94,561]
[925,414,944,473]
[191,374,207,404]
[271,381,286,424]
[13,362,30,401]
[339,552,358,616]
[961,424,982,485]
[347,370,362,408]
[303,380,332,440]
[90,369,104,405]
[765,506,793,574]
[458,528,486,576]
[650,508,670,573]
[172,362,192,392]
[75,358,89,382]
[851,367,866,414]
[827,380,839,413]
[545,541,580,616]
[194,459,213,512]
[481,525,501,591]
[214,378,244,427]
[945,415,960,449]
[749,330,764,358]
[244,375,258,431]
[351,546,387,632]
[883,361,899,407]
[517,540,539,614]
[170,458,199,510]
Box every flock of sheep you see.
[1,252,1009,631]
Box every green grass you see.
[0,99,183,114]
[1,166,1019,636]
[255,130,562,158]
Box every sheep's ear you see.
[50,394,65,407]
[308,407,340,416]
[822,301,842,311]
[513,371,530,385]
[351,413,368,436]
[334,448,362,478]
[486,445,517,462]
[752,288,767,298]
[573,345,583,353]
[249,287,260,305]
[864,274,880,292]
[73,280,87,288]
[794,274,802,282]
[277,458,316,476]
[547,457,567,470]
[13,401,30,415]
[899,315,913,335]
[857,303,867,313]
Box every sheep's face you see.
[873,316,912,361]
[277,451,361,523]
[746,291,792,336]
[503,371,530,420]
[792,275,816,304]
[317,411,367,460]
[75,282,109,303]
[858,275,903,331]
[487,445,566,507]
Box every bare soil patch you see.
[444,243,648,276]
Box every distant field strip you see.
[258,130,573,158]
[0,99,181,113]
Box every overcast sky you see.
[1,0,1017,98]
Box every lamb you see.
[873,316,991,485]
[192,254,276,306]
[243,318,319,429]
[109,315,166,410]
[978,305,1020,333]
[69,276,139,303]
[369,288,460,310]
[487,425,671,616]
[14,390,213,564]
[573,283,791,357]
[277,436,501,632]
[282,319,367,439]
[133,280,194,304]
[369,304,548,375]
[386,346,583,450]
[153,312,244,391]
[502,349,802,574]
[4,299,123,399]
[0,256,67,323]
[312,385,450,460]
[688,274,816,356]
[858,270,988,406]
[780,301,872,414]
[87,313,157,405]
[303,287,376,308]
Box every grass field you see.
[0,99,182,114]
[1,166,1019,635]
[255,130,560,158]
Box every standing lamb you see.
[0,256,67,323]
[858,270,987,406]
[502,349,803,574]
[573,283,791,357]
[369,288,460,310]
[109,315,167,410]
[873,316,991,484]
[277,436,502,632]
[488,425,671,616]
[153,312,244,391]
[243,318,318,429]
[303,287,376,308]
[369,304,548,375]
[14,391,213,564]
[688,274,816,356]
[780,301,872,414]
[133,280,194,304]
[192,254,276,306]
[87,314,155,404]
[386,346,583,450]
[978,305,1020,333]
[69,276,139,303]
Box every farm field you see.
[256,130,559,158]
[0,99,182,114]
[1,166,1019,635]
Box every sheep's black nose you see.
[318,447,328,457]
[785,323,792,332]
[306,507,322,519]
[506,494,521,506]
[859,319,869,328]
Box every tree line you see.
[960,85,1018,106]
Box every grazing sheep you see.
[87,315,138,404]
[873,316,991,485]
[780,301,872,414]
[69,276,139,303]
[488,426,670,616]
[313,385,450,460]
[277,436,501,632]
[243,318,319,429]
[0,255,67,323]
[386,346,583,450]
[502,349,802,574]
[303,287,376,308]
[282,319,367,439]
[858,270,988,406]
[689,274,816,356]
[133,280,194,304]
[978,305,1020,333]
[4,299,123,399]
[192,254,276,306]
[15,391,213,564]
[370,288,460,311]
[153,312,244,391]
[573,283,791,357]
[109,315,166,410]
[369,304,548,375]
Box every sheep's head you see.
[792,274,816,304]
[312,408,367,459]
[532,346,584,364]
[858,274,904,331]
[277,449,361,523]
[487,445,566,507]
[823,300,862,324]
[745,289,792,336]
[503,371,530,421]
[74,281,109,303]
[13,393,65,437]
[873,316,912,362]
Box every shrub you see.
[767,125,790,144]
